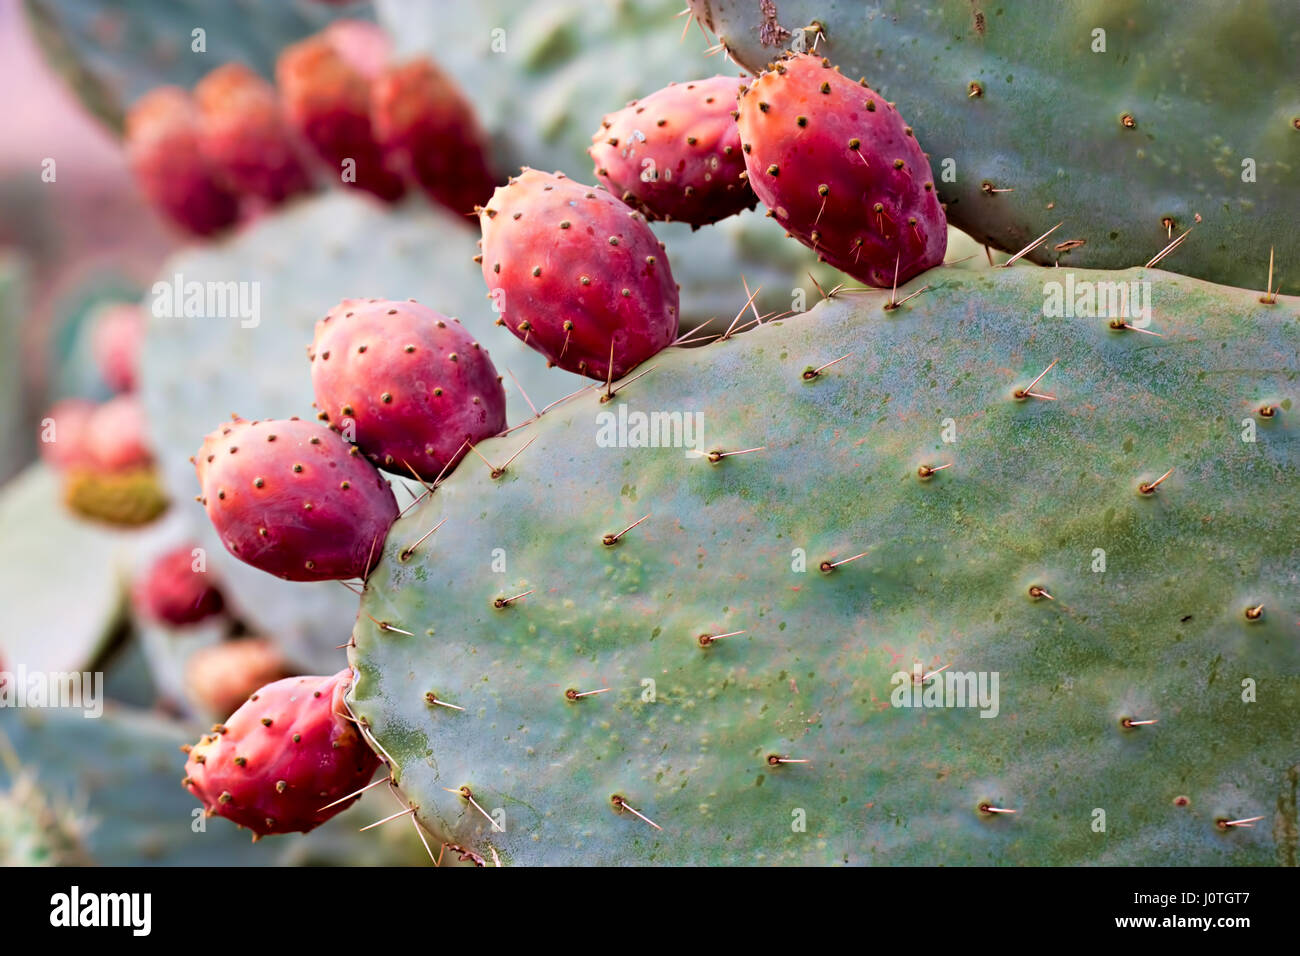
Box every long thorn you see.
[1002,222,1063,267]
[506,367,539,419]
[613,796,662,831]
[803,352,853,379]
[400,516,447,560]
[820,551,868,571]
[360,806,415,831]
[319,775,391,812]
[1145,228,1192,269]
[604,513,650,546]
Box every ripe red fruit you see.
[590,75,755,227]
[478,168,679,382]
[183,669,381,837]
[194,417,398,582]
[310,298,507,482]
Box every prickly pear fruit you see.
[184,638,294,718]
[736,53,946,287]
[183,669,381,837]
[125,87,240,237]
[589,76,755,227]
[371,58,497,217]
[195,63,313,206]
[90,304,144,394]
[194,417,398,582]
[276,22,406,202]
[478,169,678,381]
[309,299,507,482]
[38,399,96,471]
[84,395,152,472]
[132,545,225,627]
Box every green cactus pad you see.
[348,263,1299,865]
[686,0,1300,292]
[0,464,126,674]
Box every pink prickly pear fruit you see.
[85,395,152,472]
[478,168,679,381]
[38,399,97,471]
[182,669,381,837]
[184,638,294,719]
[132,544,225,627]
[736,53,947,288]
[125,87,241,236]
[91,303,145,393]
[195,63,313,206]
[589,75,756,227]
[194,417,398,582]
[371,58,498,218]
[309,298,507,482]
[276,22,406,202]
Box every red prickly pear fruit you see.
[736,53,947,288]
[195,63,313,206]
[309,298,507,482]
[371,58,498,218]
[91,304,145,393]
[183,669,381,837]
[184,638,294,718]
[194,417,398,582]
[276,22,406,202]
[85,395,152,472]
[589,76,756,227]
[38,399,97,471]
[126,87,241,237]
[132,545,225,627]
[478,168,679,382]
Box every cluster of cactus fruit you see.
[15,2,1293,864]
[161,19,1300,867]
[125,19,494,236]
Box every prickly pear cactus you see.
[348,264,1299,865]
[139,192,586,668]
[23,0,370,132]
[686,0,1300,291]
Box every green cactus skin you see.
[686,0,1300,292]
[22,0,368,133]
[347,263,1298,865]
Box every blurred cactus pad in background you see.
[0,0,1295,866]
